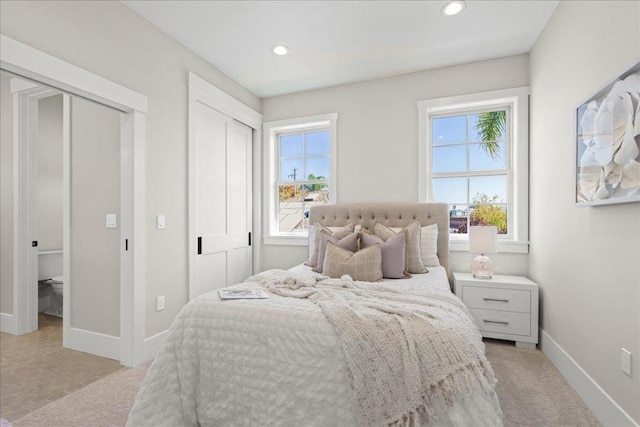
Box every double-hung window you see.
[418,88,529,253]
[264,113,337,244]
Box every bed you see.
[127,203,503,427]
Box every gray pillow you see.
[389,223,440,267]
[360,231,408,279]
[375,221,428,274]
[314,231,359,273]
[322,241,383,282]
[305,222,355,267]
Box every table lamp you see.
[469,226,498,279]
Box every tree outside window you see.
[277,130,330,233]
[431,109,510,235]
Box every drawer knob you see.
[483,319,509,325]
[483,297,509,303]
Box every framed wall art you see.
[575,61,640,206]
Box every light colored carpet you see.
[0,314,123,422]
[485,339,601,426]
[13,365,147,427]
[12,340,602,427]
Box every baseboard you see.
[0,312,17,335]
[540,328,638,427]
[143,329,168,363]
[67,327,120,361]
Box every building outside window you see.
[263,113,337,244]
[277,128,330,233]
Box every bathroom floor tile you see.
[0,314,123,422]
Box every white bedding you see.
[127,266,502,427]
[288,263,452,292]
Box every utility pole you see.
[288,167,298,197]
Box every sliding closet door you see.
[191,102,252,299]
[226,120,253,286]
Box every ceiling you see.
[123,1,558,98]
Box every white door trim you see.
[187,72,262,300]
[1,35,147,114]
[61,94,71,347]
[1,34,147,367]
[187,73,260,128]
[540,329,638,427]
[10,83,63,336]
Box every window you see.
[432,109,510,235]
[418,88,529,253]
[264,113,337,244]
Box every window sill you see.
[450,239,529,254]
[263,235,308,246]
[263,236,528,253]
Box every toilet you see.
[51,276,63,298]
[44,276,64,318]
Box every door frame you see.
[9,80,65,336]
[1,34,147,367]
[187,72,262,300]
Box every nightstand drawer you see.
[468,308,531,336]
[462,286,530,313]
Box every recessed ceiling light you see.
[441,1,466,16]
[272,45,289,56]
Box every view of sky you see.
[277,115,507,205]
[280,131,330,182]
[277,115,508,232]
[432,113,507,206]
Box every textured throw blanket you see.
[249,270,497,427]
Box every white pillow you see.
[420,223,440,267]
[390,223,440,267]
[308,224,316,260]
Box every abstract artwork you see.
[576,61,640,206]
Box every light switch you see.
[157,215,166,230]
[106,214,117,229]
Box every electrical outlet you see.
[621,348,632,377]
[156,296,165,312]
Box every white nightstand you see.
[453,272,539,349]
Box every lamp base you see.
[471,254,495,279]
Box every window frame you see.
[430,104,513,239]
[263,113,338,245]
[418,87,529,253]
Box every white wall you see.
[0,0,261,337]
[70,96,121,337]
[261,55,530,275]
[37,94,63,252]
[0,72,13,315]
[529,1,640,423]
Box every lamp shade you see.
[469,226,498,254]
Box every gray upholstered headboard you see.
[309,203,450,279]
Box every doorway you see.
[1,70,123,358]
[0,34,147,367]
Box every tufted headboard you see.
[309,203,450,279]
